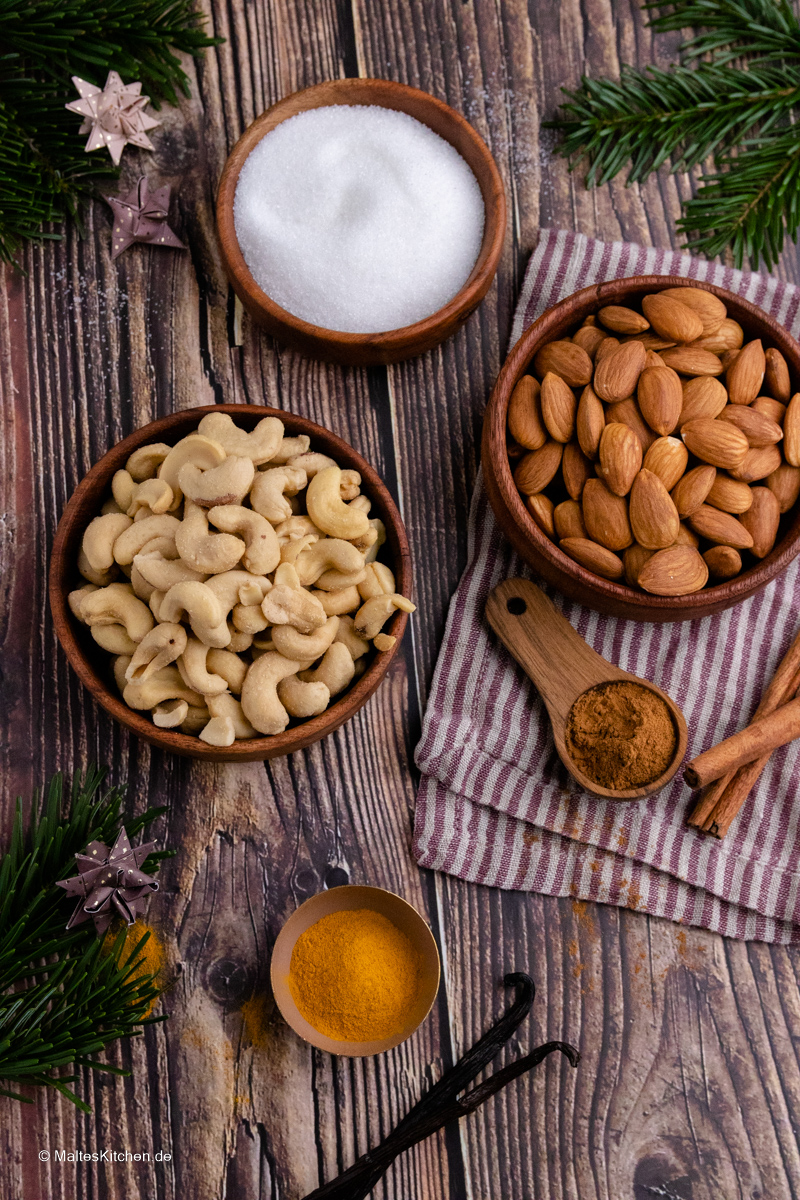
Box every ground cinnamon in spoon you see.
[565,681,677,790]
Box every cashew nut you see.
[78,547,117,586]
[240,651,302,734]
[199,715,235,747]
[205,571,271,623]
[123,665,203,711]
[68,583,99,622]
[159,581,230,648]
[153,699,189,728]
[130,561,156,601]
[125,623,187,683]
[269,435,311,463]
[92,624,138,655]
[306,466,370,540]
[354,594,416,639]
[177,637,229,696]
[271,615,339,662]
[175,500,244,574]
[206,649,248,694]
[111,470,137,513]
[295,538,365,587]
[82,513,133,572]
[374,633,397,652]
[149,590,166,622]
[208,504,280,574]
[134,549,207,592]
[298,642,355,697]
[357,562,396,601]
[157,434,227,506]
[128,477,174,516]
[113,655,132,692]
[363,519,386,563]
[334,615,370,660]
[197,412,284,464]
[232,603,269,635]
[339,470,361,502]
[100,498,124,516]
[227,624,253,653]
[286,452,337,477]
[127,443,171,482]
[274,516,323,547]
[81,582,155,643]
[112,514,181,565]
[261,584,326,633]
[206,692,255,738]
[311,585,362,616]
[179,456,255,508]
[350,494,372,514]
[277,674,330,718]
[251,466,308,524]
[315,564,367,592]
[181,704,211,734]
[279,533,318,566]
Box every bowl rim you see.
[269,883,441,1056]
[484,274,800,618]
[216,77,507,350]
[49,405,412,760]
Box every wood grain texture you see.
[2,1,800,1198]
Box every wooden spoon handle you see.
[485,579,626,726]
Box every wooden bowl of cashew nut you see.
[50,405,413,761]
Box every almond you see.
[675,523,700,548]
[740,487,780,559]
[720,348,740,372]
[629,469,681,549]
[688,505,754,549]
[554,499,587,540]
[507,433,526,460]
[681,418,749,469]
[768,463,800,512]
[576,384,605,459]
[705,473,753,514]
[659,346,724,377]
[642,293,704,343]
[670,465,717,516]
[572,324,606,359]
[562,441,592,500]
[582,478,633,551]
[691,318,743,354]
[703,546,742,580]
[752,395,786,424]
[644,349,669,369]
[597,305,650,335]
[726,338,765,404]
[659,287,726,335]
[605,398,658,451]
[784,393,800,465]
[540,372,577,443]
[534,340,593,387]
[643,437,688,491]
[718,404,783,447]
[623,543,656,587]
[637,365,683,435]
[638,546,709,595]
[594,339,647,402]
[508,375,546,450]
[598,423,643,496]
[678,376,728,428]
[620,332,676,351]
[729,445,782,483]
[525,492,555,538]
[559,537,624,581]
[765,347,791,404]
[594,336,620,366]
[514,441,563,495]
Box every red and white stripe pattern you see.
[413,229,800,944]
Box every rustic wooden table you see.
[3,2,800,1198]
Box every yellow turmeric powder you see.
[288,909,422,1042]
[102,921,166,1018]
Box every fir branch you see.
[0,769,169,1109]
[647,0,800,64]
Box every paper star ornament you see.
[56,828,159,936]
[66,71,161,166]
[106,177,186,259]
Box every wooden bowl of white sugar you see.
[216,79,506,365]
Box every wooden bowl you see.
[216,78,506,366]
[270,884,440,1056]
[49,405,412,761]
[483,276,800,622]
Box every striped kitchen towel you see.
[412,228,800,944]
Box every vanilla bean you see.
[302,973,580,1200]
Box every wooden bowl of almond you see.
[482,277,800,621]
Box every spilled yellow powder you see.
[102,921,166,1017]
[240,992,272,1049]
[288,909,422,1042]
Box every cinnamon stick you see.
[687,626,800,833]
[684,697,800,789]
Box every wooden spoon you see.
[485,578,687,801]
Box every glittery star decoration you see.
[56,829,159,936]
[106,176,186,260]
[65,71,161,166]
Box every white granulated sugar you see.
[233,105,485,333]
